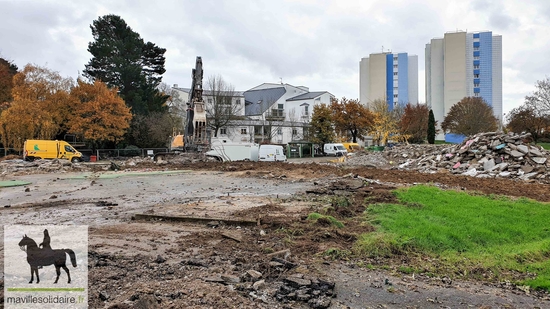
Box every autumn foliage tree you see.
[399,103,429,143]
[369,99,407,145]
[309,103,334,146]
[0,64,74,151]
[441,97,497,136]
[506,105,550,142]
[69,80,132,149]
[331,97,373,143]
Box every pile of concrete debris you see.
[392,132,550,181]
[343,151,389,167]
[0,158,88,175]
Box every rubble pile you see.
[274,274,334,308]
[384,144,449,161]
[0,158,86,175]
[343,151,389,167]
[394,132,550,181]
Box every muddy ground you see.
[1,159,550,308]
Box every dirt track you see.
[1,159,550,308]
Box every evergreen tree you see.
[0,57,18,105]
[84,14,168,115]
[427,109,436,144]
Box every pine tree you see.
[84,14,168,115]
[427,109,436,144]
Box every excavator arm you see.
[184,56,207,151]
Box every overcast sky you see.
[1,0,549,115]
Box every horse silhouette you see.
[18,230,77,284]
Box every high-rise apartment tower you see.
[425,31,502,139]
[360,52,418,110]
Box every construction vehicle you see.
[154,57,209,161]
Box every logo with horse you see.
[4,225,88,308]
[18,229,77,284]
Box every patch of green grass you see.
[323,248,352,260]
[331,196,351,208]
[398,266,415,274]
[307,212,345,228]
[537,142,550,150]
[360,185,550,291]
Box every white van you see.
[259,145,287,162]
[206,138,260,162]
[323,143,348,156]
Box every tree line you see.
[0,14,182,153]
[1,13,549,152]
[308,98,437,146]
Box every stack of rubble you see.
[0,158,84,175]
[395,132,550,181]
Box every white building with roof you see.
[171,83,333,145]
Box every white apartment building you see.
[359,52,418,109]
[426,31,502,141]
[171,83,333,145]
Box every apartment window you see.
[278,104,284,110]
[241,128,247,135]
[235,99,240,104]
[393,94,398,98]
[393,56,398,60]
[474,93,480,97]
[393,72,398,76]
[474,83,480,87]
[393,65,398,69]
[474,65,480,69]
[394,87,398,91]
[277,128,282,135]
[292,128,298,135]
[474,46,479,51]
[220,128,227,135]
[474,56,480,60]
[304,106,309,115]
[474,74,480,78]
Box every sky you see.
[1,0,549,116]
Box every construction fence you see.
[0,148,170,160]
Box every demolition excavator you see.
[154,57,209,161]
[183,56,208,152]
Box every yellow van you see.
[342,142,361,152]
[23,140,83,163]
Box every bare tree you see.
[205,75,242,137]
[525,77,550,114]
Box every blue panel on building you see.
[474,78,480,84]
[473,41,480,48]
[474,69,480,75]
[473,60,480,66]
[473,51,480,57]
[479,31,493,106]
[474,88,480,93]
[445,133,467,144]
[397,53,408,108]
[473,33,480,38]
[386,54,393,110]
